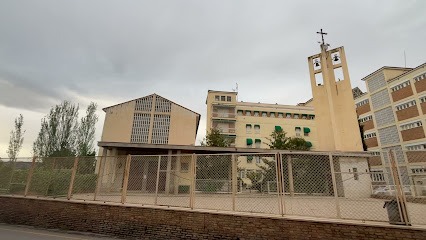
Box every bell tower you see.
[308,29,363,151]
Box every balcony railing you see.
[212,112,236,119]
[218,128,236,134]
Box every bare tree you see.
[7,114,25,162]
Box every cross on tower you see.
[316,29,327,45]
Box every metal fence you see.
[1,150,426,226]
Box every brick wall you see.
[362,120,375,131]
[356,103,371,115]
[392,87,414,102]
[406,151,426,163]
[368,156,382,166]
[1,196,426,240]
[365,137,379,148]
[421,102,426,115]
[401,127,426,141]
[396,106,419,121]
[415,80,426,94]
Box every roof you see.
[361,66,413,81]
[102,93,201,117]
[98,141,371,157]
[387,62,426,84]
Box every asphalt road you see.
[0,224,116,240]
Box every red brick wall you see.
[356,104,371,115]
[396,106,419,121]
[365,137,379,148]
[368,156,382,166]
[415,80,426,94]
[1,196,425,240]
[401,127,425,141]
[362,120,375,131]
[421,102,426,115]
[391,87,414,102]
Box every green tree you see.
[7,114,25,162]
[33,101,99,159]
[255,128,311,192]
[76,102,98,156]
[200,128,230,147]
[198,128,231,192]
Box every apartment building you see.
[355,63,426,195]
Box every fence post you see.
[154,155,161,205]
[232,154,237,211]
[328,153,341,219]
[287,155,295,197]
[389,150,411,225]
[275,153,285,215]
[24,156,37,197]
[189,154,197,209]
[94,154,106,201]
[121,154,132,204]
[67,157,79,200]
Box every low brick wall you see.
[1,196,426,240]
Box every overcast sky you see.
[0,0,425,158]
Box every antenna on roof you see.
[232,83,238,93]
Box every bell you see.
[333,54,340,62]
[314,60,320,67]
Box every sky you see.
[0,0,425,158]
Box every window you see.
[286,113,292,118]
[247,156,253,163]
[391,80,411,92]
[294,114,299,119]
[221,96,226,101]
[302,114,307,119]
[414,73,426,82]
[237,110,243,116]
[255,139,261,148]
[245,111,251,116]
[254,111,259,117]
[406,143,426,150]
[254,125,260,133]
[355,99,369,108]
[353,168,359,180]
[215,95,220,101]
[295,127,301,136]
[246,138,253,147]
[309,115,315,120]
[359,115,373,123]
[255,156,261,164]
[246,124,252,134]
[420,96,426,103]
[180,162,190,172]
[411,167,426,174]
[269,112,275,118]
[278,113,283,118]
[303,127,310,136]
[240,169,246,178]
[226,96,232,102]
[262,112,267,117]
[396,100,416,111]
[400,121,422,131]
[371,170,385,182]
[363,132,376,139]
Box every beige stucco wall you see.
[168,104,199,145]
[101,101,136,143]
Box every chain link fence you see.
[1,150,426,226]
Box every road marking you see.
[0,226,90,239]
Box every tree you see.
[33,101,79,158]
[254,128,311,192]
[198,128,231,192]
[200,128,230,147]
[76,102,98,156]
[33,101,99,160]
[7,114,25,162]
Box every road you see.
[0,224,116,240]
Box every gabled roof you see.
[387,62,426,84]
[361,66,412,81]
[102,93,201,117]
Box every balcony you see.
[212,112,236,120]
[218,128,236,134]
